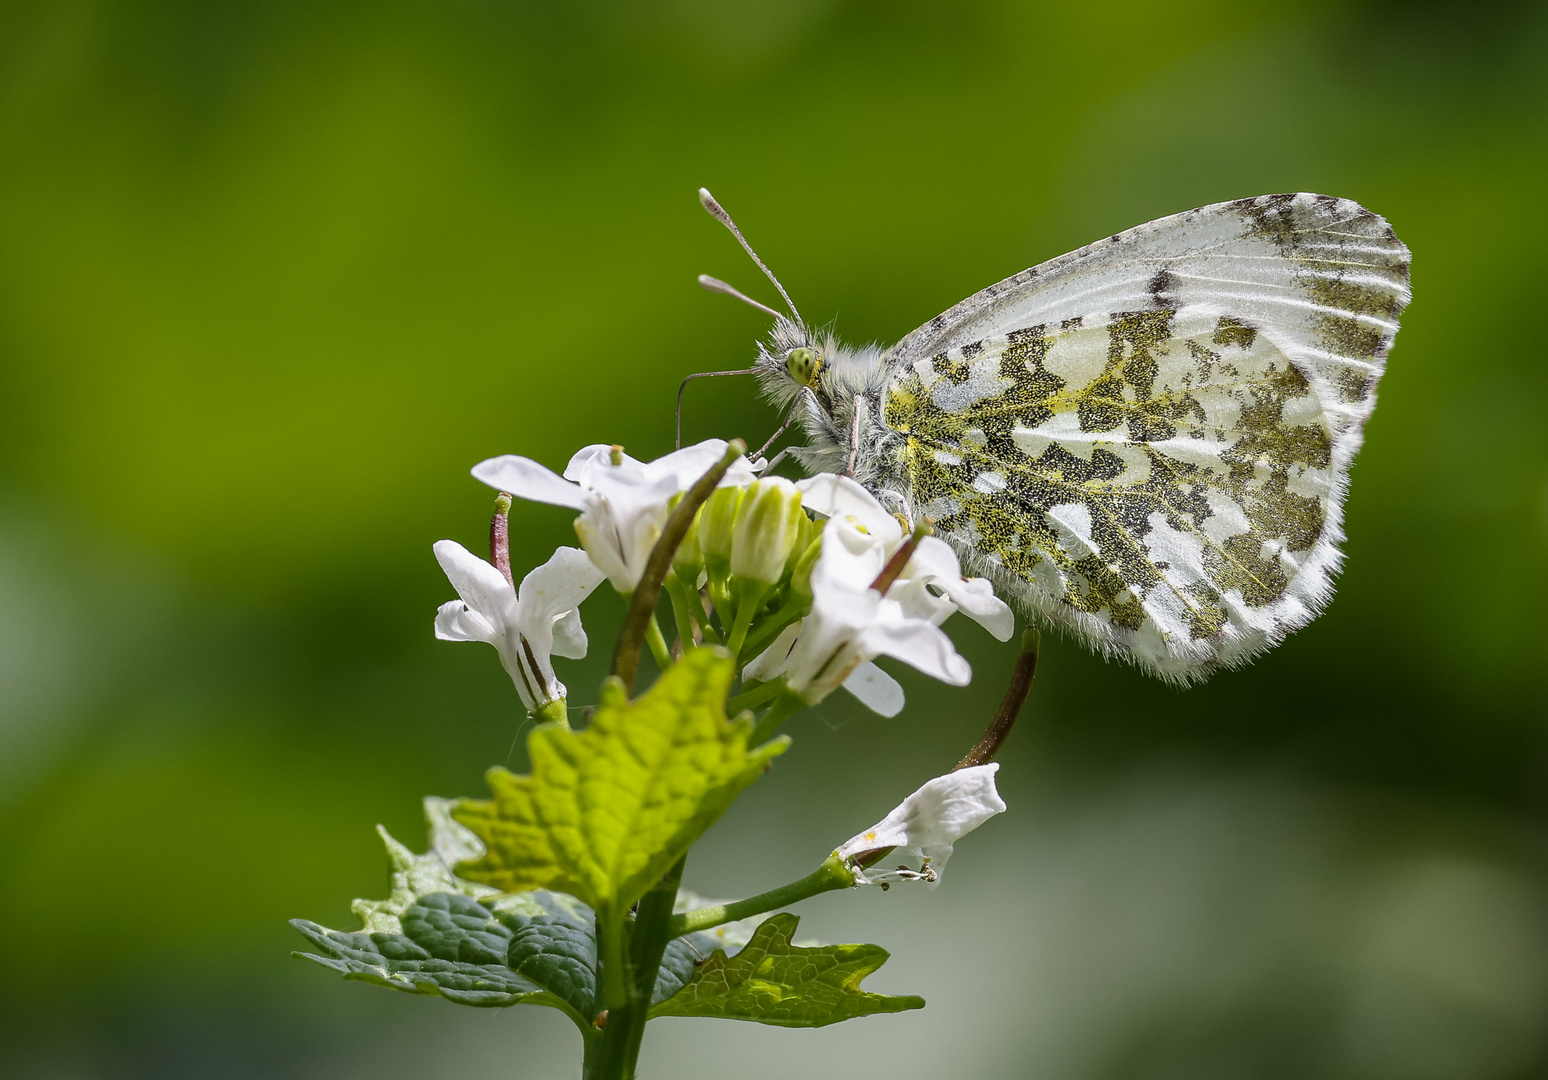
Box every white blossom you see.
[433,541,604,713]
[743,514,971,711]
[836,764,1007,885]
[796,474,1014,641]
[471,440,759,593]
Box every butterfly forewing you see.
[877,195,1410,681]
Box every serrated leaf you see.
[649,913,925,1027]
[451,647,787,920]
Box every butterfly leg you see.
[845,397,863,477]
[752,399,802,460]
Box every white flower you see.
[433,541,604,713]
[471,440,760,593]
[743,514,971,713]
[836,764,1007,885]
[796,474,1014,641]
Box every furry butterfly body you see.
[710,193,1410,683]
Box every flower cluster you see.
[431,439,1013,724]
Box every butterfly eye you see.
[786,347,820,386]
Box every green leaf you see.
[451,647,787,921]
[649,913,926,1027]
[290,799,605,1030]
[292,889,599,1027]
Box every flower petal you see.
[550,607,588,660]
[860,603,972,686]
[836,763,1006,863]
[516,546,606,622]
[886,578,957,627]
[742,620,802,684]
[841,661,905,717]
[906,537,1014,641]
[564,444,644,480]
[433,540,519,627]
[796,474,902,547]
[472,455,589,510]
[434,599,495,643]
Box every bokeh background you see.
[2,1,1546,1077]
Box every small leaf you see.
[649,913,925,1027]
[451,647,787,920]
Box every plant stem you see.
[724,582,770,660]
[612,441,746,694]
[738,593,806,660]
[664,575,699,653]
[725,677,786,716]
[597,908,629,1012]
[955,626,1040,770]
[853,625,1041,871]
[644,615,673,671]
[587,858,686,1080]
[668,853,854,938]
[750,691,804,745]
[867,518,932,594]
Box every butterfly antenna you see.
[698,188,804,328]
[676,367,758,449]
[698,275,785,320]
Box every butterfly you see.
[689,189,1410,683]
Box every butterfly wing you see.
[878,194,1410,682]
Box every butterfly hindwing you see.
[876,195,1410,681]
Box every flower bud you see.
[787,532,823,599]
[731,478,805,586]
[697,484,743,578]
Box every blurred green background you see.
[2,1,1546,1077]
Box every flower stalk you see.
[612,440,748,694]
[668,853,854,939]
[956,626,1040,770]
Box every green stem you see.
[668,853,854,939]
[664,575,699,653]
[725,677,786,716]
[739,593,807,660]
[588,858,686,1080]
[612,441,746,694]
[750,691,805,746]
[644,615,673,671]
[597,908,630,1012]
[724,582,770,660]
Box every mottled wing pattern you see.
[879,195,1410,681]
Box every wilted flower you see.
[836,763,1007,885]
[471,440,758,593]
[432,542,604,715]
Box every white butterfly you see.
[690,190,1410,683]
